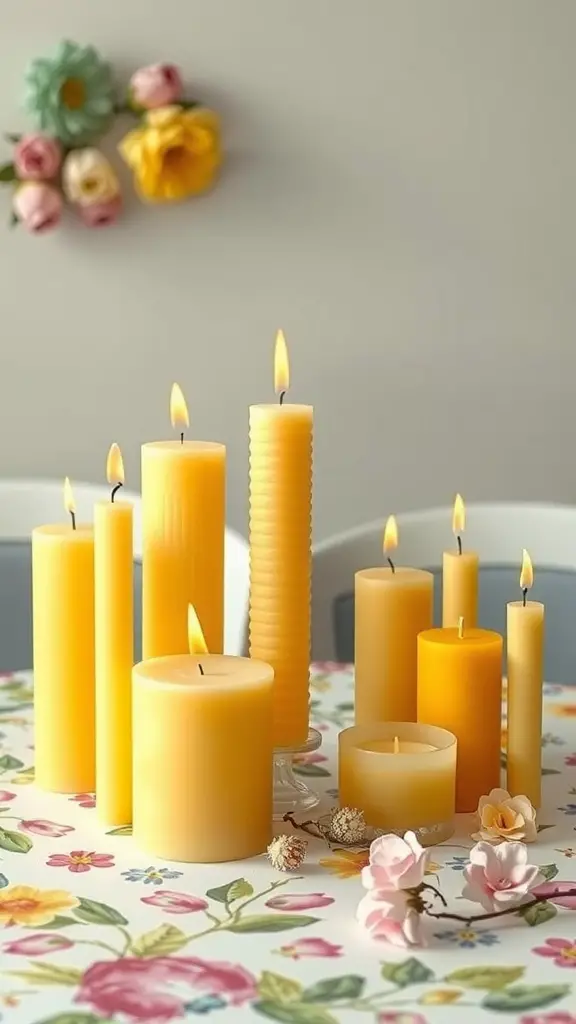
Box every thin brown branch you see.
[426,889,576,926]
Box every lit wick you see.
[106,444,125,504]
[274,329,289,408]
[520,548,533,610]
[522,588,528,608]
[387,555,396,574]
[383,515,398,575]
[457,534,462,556]
[393,735,400,754]
[278,390,286,406]
[198,664,205,676]
[458,615,464,639]
[170,383,189,448]
[64,477,76,532]
[70,509,76,531]
[453,494,465,557]
[111,482,123,503]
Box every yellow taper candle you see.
[33,478,95,792]
[142,384,225,659]
[95,444,133,825]
[133,605,274,862]
[507,549,544,806]
[442,494,479,627]
[355,516,434,724]
[249,331,313,747]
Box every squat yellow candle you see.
[249,331,312,747]
[443,494,479,627]
[142,384,225,659]
[418,620,503,812]
[355,516,433,724]
[507,549,545,807]
[133,606,274,862]
[94,444,133,826]
[33,478,95,793]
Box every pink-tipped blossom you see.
[78,195,122,228]
[129,64,183,109]
[12,183,62,234]
[141,890,208,914]
[361,831,429,893]
[265,893,334,911]
[462,841,543,912]
[19,820,74,837]
[4,933,73,956]
[14,134,62,180]
[357,890,424,948]
[277,937,343,960]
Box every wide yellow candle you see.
[142,384,225,659]
[418,621,503,812]
[339,722,456,845]
[33,479,95,793]
[443,495,479,627]
[133,607,274,862]
[249,331,312,748]
[355,516,433,724]
[94,444,133,826]
[507,549,545,807]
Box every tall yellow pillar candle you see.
[418,620,503,812]
[142,384,225,659]
[133,607,274,862]
[507,549,545,807]
[355,516,434,724]
[443,494,479,627]
[94,444,133,825]
[33,479,95,793]
[249,331,313,747]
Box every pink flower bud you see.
[129,64,183,109]
[13,183,62,234]
[14,134,62,180]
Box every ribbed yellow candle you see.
[249,332,313,747]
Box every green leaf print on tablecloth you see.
[131,922,189,956]
[482,983,571,1012]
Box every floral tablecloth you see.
[0,666,575,1024]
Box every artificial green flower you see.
[24,40,115,146]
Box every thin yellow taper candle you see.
[95,444,133,825]
[507,549,544,806]
[443,494,479,627]
[33,478,95,792]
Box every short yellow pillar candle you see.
[507,549,545,806]
[95,444,133,826]
[33,479,95,793]
[133,606,274,862]
[339,722,456,845]
[354,516,433,724]
[442,494,479,627]
[418,619,503,812]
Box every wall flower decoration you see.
[0,40,222,236]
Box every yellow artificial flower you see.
[319,848,369,879]
[119,105,221,203]
[420,990,462,1005]
[0,885,78,926]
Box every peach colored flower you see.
[462,841,543,912]
[473,788,537,843]
[362,831,429,892]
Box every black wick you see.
[387,556,396,574]
[180,431,184,445]
[279,391,286,406]
[522,588,528,607]
[70,510,76,531]
[198,664,205,676]
[111,482,123,503]
[457,534,462,556]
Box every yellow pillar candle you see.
[142,384,225,659]
[442,494,479,627]
[33,478,95,793]
[339,722,456,846]
[94,444,133,826]
[249,331,312,748]
[355,516,433,724]
[133,606,274,862]
[418,620,503,812]
[507,549,545,807]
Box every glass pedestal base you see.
[371,820,454,847]
[273,728,322,821]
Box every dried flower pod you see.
[267,834,308,871]
[328,806,366,844]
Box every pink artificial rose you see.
[265,893,334,911]
[278,937,343,960]
[76,956,257,1020]
[129,64,183,109]
[362,831,428,893]
[14,134,62,180]
[141,890,209,914]
[532,881,576,910]
[520,1014,576,1024]
[378,1014,428,1024]
[19,819,74,837]
[357,890,424,948]
[78,195,122,228]
[462,841,543,913]
[4,933,73,956]
[0,791,16,803]
[13,183,62,234]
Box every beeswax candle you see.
[443,494,479,627]
[507,549,544,806]
[33,479,95,793]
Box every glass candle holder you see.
[338,722,457,846]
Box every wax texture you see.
[507,600,545,807]
[442,550,479,627]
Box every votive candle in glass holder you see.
[338,722,457,846]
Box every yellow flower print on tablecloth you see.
[319,848,369,879]
[0,885,78,926]
[548,703,576,718]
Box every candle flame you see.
[452,493,465,535]
[520,548,533,591]
[106,443,124,486]
[188,603,209,655]
[458,616,464,639]
[63,477,76,515]
[274,329,290,394]
[170,383,189,431]
[393,735,400,755]
[383,515,398,554]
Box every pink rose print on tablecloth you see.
[565,753,576,766]
[277,937,343,959]
[4,933,73,956]
[46,851,114,873]
[69,793,96,809]
[141,890,208,914]
[76,955,257,1020]
[521,1015,576,1024]
[19,820,74,837]
[265,892,334,911]
[0,791,16,802]
[378,1014,428,1024]
[533,937,576,968]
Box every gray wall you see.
[1,1,575,540]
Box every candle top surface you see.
[419,626,502,646]
[508,599,545,612]
[443,548,479,560]
[33,524,93,540]
[143,440,225,454]
[340,721,456,752]
[356,566,433,584]
[133,654,274,691]
[358,739,437,755]
[250,403,313,416]
[94,499,133,510]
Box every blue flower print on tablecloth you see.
[121,866,183,884]
[434,928,500,949]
